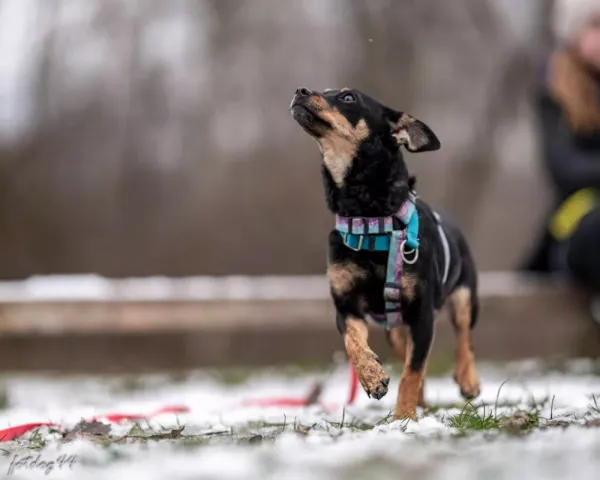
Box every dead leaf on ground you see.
[62,419,111,443]
[499,412,537,431]
[147,427,185,440]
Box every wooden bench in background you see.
[0,272,597,372]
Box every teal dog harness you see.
[335,193,420,329]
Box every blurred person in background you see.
[521,0,600,323]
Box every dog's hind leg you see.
[341,316,390,400]
[393,303,435,421]
[448,285,481,400]
[387,327,427,407]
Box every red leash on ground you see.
[0,423,58,442]
[0,364,360,442]
[241,362,360,409]
[0,405,190,442]
[88,405,190,423]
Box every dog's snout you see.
[295,87,313,97]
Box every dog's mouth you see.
[290,99,331,137]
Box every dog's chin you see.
[291,104,327,137]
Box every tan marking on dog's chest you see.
[319,117,369,186]
[327,262,367,296]
[375,266,418,301]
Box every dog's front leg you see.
[394,309,434,421]
[329,262,389,400]
[341,316,390,400]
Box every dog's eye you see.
[340,93,355,103]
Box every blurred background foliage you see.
[0,0,555,278]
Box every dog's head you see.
[290,86,440,163]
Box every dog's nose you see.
[295,87,312,96]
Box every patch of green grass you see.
[449,403,541,435]
[27,427,49,450]
[375,410,397,427]
[447,382,542,436]
[449,403,499,431]
[324,408,377,432]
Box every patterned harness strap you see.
[383,198,418,328]
[335,194,420,329]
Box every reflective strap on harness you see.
[433,211,451,286]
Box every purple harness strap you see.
[334,216,394,235]
[382,228,407,327]
[335,194,419,329]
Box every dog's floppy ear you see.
[385,108,441,153]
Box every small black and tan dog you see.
[290,87,481,420]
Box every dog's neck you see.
[320,145,410,217]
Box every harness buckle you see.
[343,233,364,251]
[400,239,419,264]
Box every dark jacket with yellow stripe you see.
[521,65,600,273]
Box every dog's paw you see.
[459,382,481,400]
[356,355,389,400]
[454,366,481,400]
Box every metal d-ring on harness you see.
[334,192,420,329]
[400,240,419,264]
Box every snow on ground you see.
[0,360,600,479]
